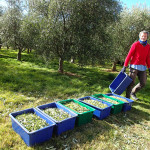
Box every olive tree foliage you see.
[0,0,122,68]
[70,0,122,66]
[31,0,76,73]
[107,6,150,71]
[29,0,122,73]
[0,6,4,49]
[20,16,40,53]
[0,0,40,60]
[0,0,25,60]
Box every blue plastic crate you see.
[36,102,77,136]
[105,93,134,112]
[78,96,113,120]
[109,72,132,95]
[9,108,56,147]
[92,94,124,114]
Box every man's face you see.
[139,33,148,42]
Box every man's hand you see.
[121,66,126,73]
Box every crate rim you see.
[78,96,113,110]
[105,93,134,103]
[91,94,124,105]
[36,102,78,123]
[9,107,56,134]
[57,99,95,114]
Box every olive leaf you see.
[110,96,129,103]
[64,101,89,113]
[100,97,119,104]
[83,98,108,108]
[43,108,71,121]
[16,113,49,132]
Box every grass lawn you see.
[0,48,150,150]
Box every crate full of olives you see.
[92,94,124,114]
[9,108,56,146]
[36,102,77,135]
[78,96,113,120]
[57,99,95,126]
[105,93,134,112]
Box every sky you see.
[0,0,150,9]
[120,0,150,9]
[0,0,7,7]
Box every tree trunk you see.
[70,56,75,63]
[27,48,29,54]
[58,57,64,73]
[112,61,117,71]
[17,48,22,61]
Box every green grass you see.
[0,48,150,150]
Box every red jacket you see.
[124,41,150,68]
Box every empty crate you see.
[109,72,132,95]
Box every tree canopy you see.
[0,0,150,72]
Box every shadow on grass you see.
[0,54,16,59]
[1,48,150,149]
[138,97,150,104]
[133,100,150,109]
[31,101,150,149]
[0,48,118,100]
[33,118,114,149]
[0,57,115,99]
[105,104,150,128]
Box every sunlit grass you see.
[0,47,150,149]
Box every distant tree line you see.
[0,0,150,72]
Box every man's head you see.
[139,30,149,42]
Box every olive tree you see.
[0,0,25,60]
[20,15,40,53]
[34,0,122,73]
[108,6,150,71]
[70,0,122,66]
[33,0,77,73]
[0,7,3,49]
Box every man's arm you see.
[124,43,136,67]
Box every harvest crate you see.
[78,96,113,120]
[9,108,56,147]
[92,94,124,114]
[105,93,134,112]
[36,102,77,136]
[57,99,95,126]
[109,72,132,95]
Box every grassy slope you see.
[0,48,150,150]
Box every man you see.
[121,30,150,100]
